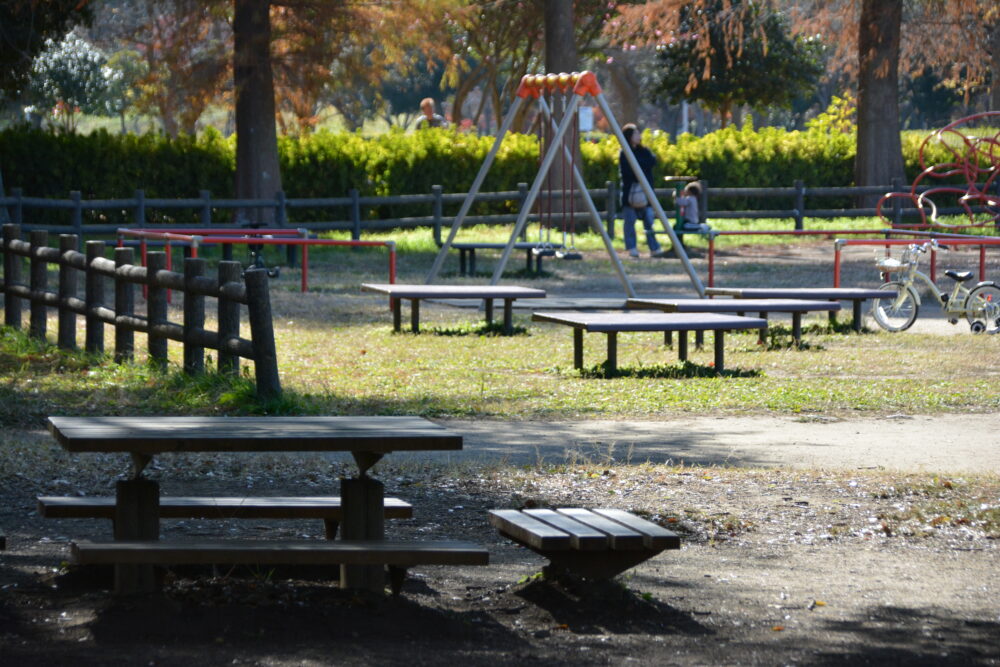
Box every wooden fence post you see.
[58,234,78,349]
[183,257,206,374]
[605,181,616,238]
[793,180,805,231]
[3,224,22,329]
[29,229,48,340]
[71,191,83,239]
[217,260,242,376]
[517,182,529,241]
[146,252,168,370]
[350,189,362,242]
[84,240,105,355]
[243,268,281,400]
[432,185,443,246]
[114,247,135,362]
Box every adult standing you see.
[416,98,449,130]
[619,124,666,258]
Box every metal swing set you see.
[425,71,705,298]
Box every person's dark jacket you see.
[619,144,657,209]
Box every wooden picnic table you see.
[531,311,767,373]
[361,283,546,334]
[46,415,464,594]
[627,298,841,346]
[703,287,894,333]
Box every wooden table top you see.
[47,416,462,454]
[361,283,546,299]
[628,298,842,313]
[532,311,768,333]
[704,287,893,299]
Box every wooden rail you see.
[0,223,280,400]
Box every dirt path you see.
[436,413,1000,473]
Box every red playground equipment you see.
[876,111,1000,229]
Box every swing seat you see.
[533,246,557,257]
[556,249,583,260]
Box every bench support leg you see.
[387,565,408,596]
[678,331,688,362]
[695,330,704,349]
[664,330,673,347]
[573,328,584,370]
[852,300,862,333]
[484,298,494,326]
[340,477,386,593]
[792,312,802,346]
[392,298,402,333]
[503,299,513,335]
[757,312,767,345]
[469,250,476,276]
[323,519,340,540]
[410,299,420,334]
[714,330,725,373]
[606,332,617,375]
[114,479,160,595]
[525,249,532,273]
[459,249,467,277]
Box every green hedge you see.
[2,123,962,223]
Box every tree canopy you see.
[0,0,93,97]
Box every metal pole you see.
[593,93,705,296]
[425,94,526,283]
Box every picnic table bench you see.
[531,311,767,373]
[627,298,841,346]
[489,508,680,580]
[361,283,546,334]
[38,495,414,540]
[451,242,564,276]
[703,287,894,333]
[46,415,484,595]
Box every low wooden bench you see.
[361,283,546,334]
[489,508,680,580]
[532,310,767,373]
[70,539,489,596]
[627,297,841,346]
[451,242,564,276]
[704,287,896,333]
[38,496,413,540]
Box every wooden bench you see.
[489,508,679,580]
[451,242,564,276]
[531,310,767,373]
[361,283,546,334]
[38,496,414,540]
[704,287,896,333]
[70,539,489,596]
[627,297,841,346]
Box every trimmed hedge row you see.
[1,123,962,218]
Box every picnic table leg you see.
[340,476,386,593]
[852,300,862,333]
[607,332,618,375]
[664,331,673,347]
[392,298,402,332]
[714,330,725,372]
[525,249,532,273]
[792,312,803,346]
[678,330,688,362]
[459,249,467,276]
[114,478,160,594]
[758,312,767,345]
[484,298,494,326]
[573,328,584,370]
[695,330,704,349]
[469,249,477,276]
[411,299,420,333]
[829,301,838,326]
[502,299,514,335]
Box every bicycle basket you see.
[877,257,905,272]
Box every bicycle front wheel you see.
[964,283,1000,329]
[871,282,919,332]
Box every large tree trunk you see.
[234,0,281,224]
[543,0,579,232]
[603,50,641,125]
[855,0,905,207]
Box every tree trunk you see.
[604,51,641,125]
[234,0,281,225]
[543,0,579,232]
[855,0,905,206]
[990,19,1000,111]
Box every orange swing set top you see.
[515,71,602,99]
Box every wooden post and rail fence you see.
[0,223,281,400]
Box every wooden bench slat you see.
[522,509,608,550]
[591,509,681,550]
[38,496,413,520]
[71,539,489,567]
[555,508,645,550]
[487,509,572,550]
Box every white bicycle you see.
[870,240,1000,333]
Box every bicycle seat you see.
[945,269,974,283]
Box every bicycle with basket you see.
[870,239,1000,333]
